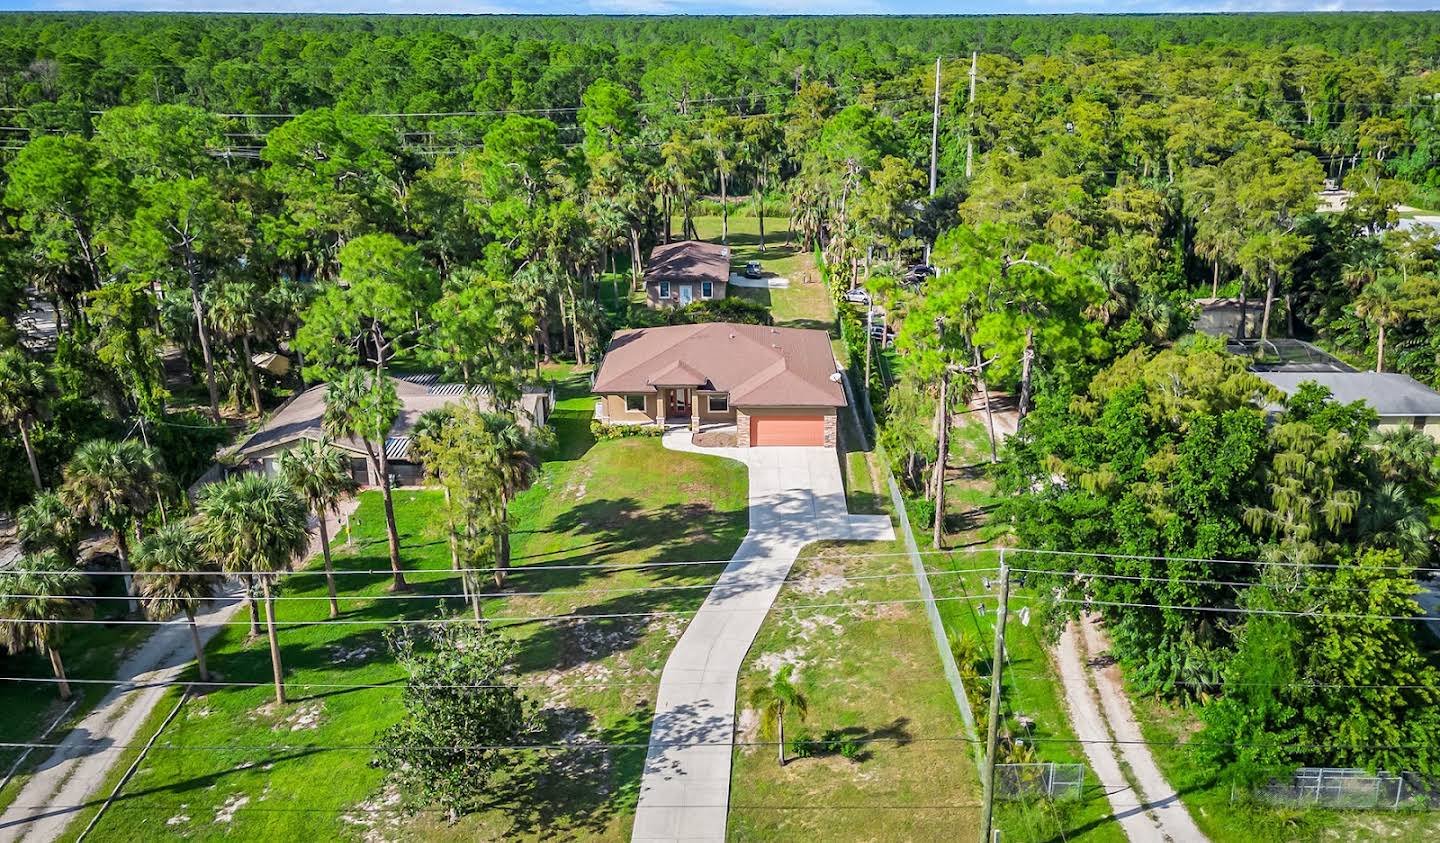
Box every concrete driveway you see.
[631,429,893,842]
[727,273,790,289]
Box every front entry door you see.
[679,284,694,305]
[668,388,691,418]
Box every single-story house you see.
[591,322,846,447]
[1254,371,1440,438]
[644,240,730,308]
[229,375,552,486]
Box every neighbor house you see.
[227,375,552,486]
[591,322,846,447]
[1254,371,1440,438]
[644,240,730,308]
[1228,339,1440,438]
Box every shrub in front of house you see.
[668,297,773,326]
[590,420,666,441]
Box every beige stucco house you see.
[591,322,846,447]
[644,240,730,308]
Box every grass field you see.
[77,372,749,841]
[730,398,982,839]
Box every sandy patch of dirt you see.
[692,430,737,448]
[341,782,404,842]
[791,559,853,597]
[165,806,190,826]
[250,699,325,731]
[735,707,759,745]
[330,642,380,665]
[753,647,805,679]
[213,793,250,824]
[860,601,909,621]
[794,614,842,641]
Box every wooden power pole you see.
[978,552,1010,843]
[965,50,978,179]
[929,55,941,197]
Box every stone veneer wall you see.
[736,410,751,447]
[823,412,837,448]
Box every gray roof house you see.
[228,376,552,486]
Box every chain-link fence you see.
[1249,768,1440,810]
[996,762,1086,801]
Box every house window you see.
[659,280,671,299]
[707,393,729,413]
[702,280,714,299]
[625,394,646,413]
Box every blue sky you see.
[2,1,1439,14]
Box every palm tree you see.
[60,439,165,614]
[1370,425,1440,488]
[134,522,225,682]
[16,492,80,560]
[0,345,49,491]
[475,412,545,588]
[1354,275,1408,372]
[207,279,268,415]
[323,370,408,592]
[750,665,808,767]
[0,553,91,700]
[195,474,309,705]
[280,438,356,618]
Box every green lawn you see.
[79,372,750,841]
[730,403,982,840]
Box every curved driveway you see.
[631,429,893,842]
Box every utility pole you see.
[865,306,874,400]
[978,551,1010,843]
[965,50,978,179]
[929,55,941,197]
[926,55,942,268]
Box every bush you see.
[590,420,664,441]
[908,496,936,529]
[787,729,815,759]
[668,297,773,326]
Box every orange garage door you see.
[750,414,824,446]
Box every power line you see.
[0,592,1004,627]
[1009,566,1404,595]
[1057,596,1434,624]
[1,734,1431,753]
[0,565,993,603]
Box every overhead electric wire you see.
[0,591,1008,627]
[0,565,996,603]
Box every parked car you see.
[744,261,762,279]
[867,323,895,346]
[842,287,871,305]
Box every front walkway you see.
[631,430,893,842]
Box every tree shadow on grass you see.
[472,706,654,837]
[798,717,914,764]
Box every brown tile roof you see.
[591,323,846,408]
[644,241,731,286]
